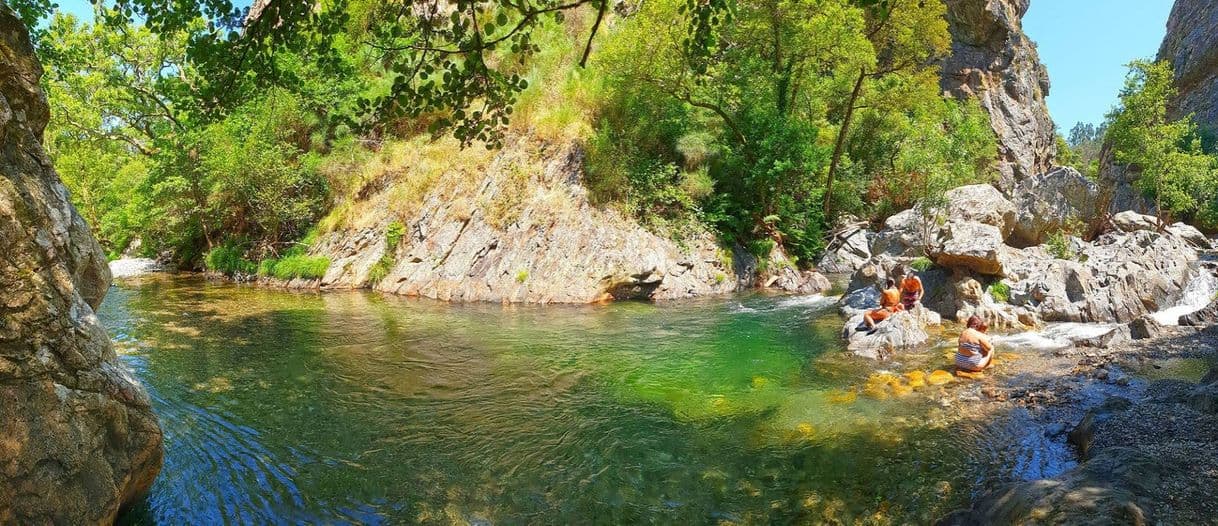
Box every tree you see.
[1107,60,1216,227]
[822,0,951,219]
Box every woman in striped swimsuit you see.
[956,316,995,372]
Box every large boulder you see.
[1111,210,1160,232]
[940,0,1056,191]
[0,7,162,523]
[1009,166,1100,246]
[934,221,1007,275]
[1004,230,1197,323]
[817,224,872,274]
[943,184,1016,237]
[843,307,943,359]
[870,208,936,259]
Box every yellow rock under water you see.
[797,422,816,437]
[863,384,890,400]
[927,370,954,385]
[903,371,927,388]
[751,376,769,389]
[955,369,986,380]
[890,383,914,397]
[826,389,858,404]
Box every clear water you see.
[104,275,1060,525]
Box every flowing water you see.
[106,275,1064,525]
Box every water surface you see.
[106,275,1058,524]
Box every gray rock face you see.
[935,220,1006,275]
[1005,230,1197,323]
[308,139,829,303]
[842,307,942,359]
[1009,166,1100,246]
[941,0,1056,191]
[817,225,872,274]
[0,7,162,523]
[1160,0,1218,136]
[844,183,1200,325]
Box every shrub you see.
[987,281,1011,304]
[1046,230,1076,261]
[910,257,934,272]
[264,254,330,280]
[515,269,529,283]
[204,244,256,275]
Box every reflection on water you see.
[106,276,1059,524]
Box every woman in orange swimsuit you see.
[864,279,903,329]
[899,265,924,310]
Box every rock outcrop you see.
[1159,0,1218,137]
[842,307,943,359]
[306,138,829,303]
[0,7,162,523]
[941,0,1056,191]
[840,186,1201,328]
[1009,166,1099,246]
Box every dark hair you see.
[885,278,896,288]
[966,316,984,330]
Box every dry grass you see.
[317,136,495,232]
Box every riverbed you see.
[107,275,1072,524]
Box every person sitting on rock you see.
[864,279,904,330]
[956,316,995,373]
[899,265,924,310]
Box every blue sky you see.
[1024,0,1175,131]
[56,0,1171,131]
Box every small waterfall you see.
[1150,267,1218,326]
[993,322,1120,352]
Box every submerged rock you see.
[0,7,162,522]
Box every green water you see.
[105,275,1059,525]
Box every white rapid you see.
[992,322,1121,352]
[1149,267,1218,326]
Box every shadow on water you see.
[104,275,1069,524]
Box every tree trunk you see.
[823,69,866,220]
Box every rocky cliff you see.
[0,7,162,523]
[1159,0,1218,135]
[941,0,1057,191]
[301,137,829,303]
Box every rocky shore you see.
[935,322,1218,524]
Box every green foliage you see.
[205,243,256,276]
[385,221,406,251]
[986,281,1010,304]
[367,222,406,286]
[261,254,331,281]
[1045,230,1076,261]
[1107,60,1218,226]
[909,257,933,272]
[1063,122,1106,179]
[515,269,529,283]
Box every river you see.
[106,275,1068,524]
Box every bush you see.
[205,244,256,275]
[515,269,529,283]
[987,281,1011,304]
[262,254,330,280]
[910,257,934,272]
